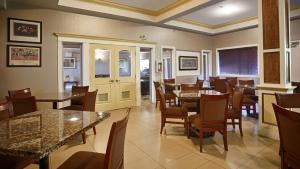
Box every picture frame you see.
[7,45,41,67]
[179,56,198,70]
[8,17,42,43]
[64,57,76,69]
[155,61,162,72]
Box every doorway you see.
[162,47,175,80]
[62,43,82,92]
[201,50,212,81]
[291,41,300,81]
[90,44,136,111]
[140,48,151,100]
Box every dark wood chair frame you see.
[187,93,230,152]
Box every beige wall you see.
[211,19,300,76]
[0,9,213,97]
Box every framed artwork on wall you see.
[8,18,42,43]
[7,45,41,67]
[64,57,76,69]
[179,56,198,70]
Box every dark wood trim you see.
[263,52,280,84]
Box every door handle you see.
[109,80,114,83]
[116,80,120,82]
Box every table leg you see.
[52,102,58,109]
[39,156,49,169]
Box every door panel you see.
[90,44,136,111]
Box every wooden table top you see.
[173,90,222,100]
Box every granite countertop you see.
[0,109,110,159]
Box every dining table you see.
[173,89,222,113]
[35,92,85,109]
[0,109,110,169]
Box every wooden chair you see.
[291,82,300,93]
[209,76,219,87]
[239,80,257,117]
[0,101,11,120]
[196,78,204,88]
[163,78,175,84]
[8,88,31,98]
[158,88,188,134]
[239,80,255,86]
[163,84,176,106]
[275,93,300,109]
[61,90,98,144]
[227,88,244,136]
[70,86,89,106]
[8,96,37,117]
[180,84,201,112]
[58,108,131,169]
[272,104,300,169]
[188,93,229,152]
[154,81,176,107]
[81,90,98,144]
[214,79,228,93]
[226,77,238,87]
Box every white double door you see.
[90,44,136,111]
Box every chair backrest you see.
[232,88,244,114]
[226,77,237,87]
[0,102,11,121]
[209,76,219,86]
[199,94,229,125]
[196,79,204,89]
[158,88,167,113]
[8,96,37,117]
[153,81,161,101]
[275,93,300,108]
[272,104,300,164]
[181,83,201,91]
[71,86,89,105]
[104,108,130,169]
[164,84,175,93]
[292,81,300,93]
[239,80,255,86]
[163,79,175,84]
[8,88,31,98]
[82,90,98,111]
[214,79,228,93]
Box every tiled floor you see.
[26,101,280,169]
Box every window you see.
[162,48,173,79]
[217,46,258,76]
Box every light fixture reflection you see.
[69,117,79,121]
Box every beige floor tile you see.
[164,153,209,169]
[27,101,280,169]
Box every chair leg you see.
[223,130,228,151]
[199,131,203,152]
[82,132,86,144]
[246,105,250,115]
[239,117,243,137]
[231,118,235,129]
[93,127,96,135]
[160,117,165,134]
[253,103,257,118]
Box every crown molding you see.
[79,0,191,16]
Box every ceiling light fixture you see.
[215,4,242,16]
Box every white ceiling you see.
[108,0,178,11]
[181,0,258,25]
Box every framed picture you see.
[64,57,76,69]
[8,18,42,43]
[7,45,41,67]
[155,61,162,72]
[179,56,198,70]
